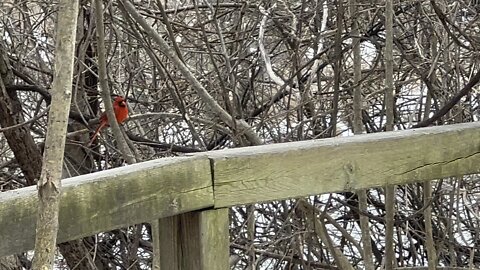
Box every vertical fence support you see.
[152,208,229,269]
[151,218,165,270]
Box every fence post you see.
[153,208,229,269]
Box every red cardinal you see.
[88,96,128,145]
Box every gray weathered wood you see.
[0,156,213,257]
[157,215,180,269]
[156,208,229,270]
[152,219,162,270]
[198,208,229,269]
[1,122,479,257]
[208,122,480,207]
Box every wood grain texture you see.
[157,215,181,270]
[0,156,213,257]
[208,122,480,207]
[199,208,229,270]
[1,122,479,256]
[157,209,229,270]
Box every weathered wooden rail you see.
[0,122,479,267]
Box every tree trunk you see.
[32,0,79,268]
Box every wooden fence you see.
[0,122,479,269]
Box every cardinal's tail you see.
[87,121,107,146]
